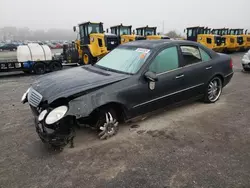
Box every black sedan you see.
[22,40,233,149]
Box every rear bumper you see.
[223,72,234,87]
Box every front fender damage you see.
[67,91,108,119]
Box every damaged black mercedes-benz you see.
[22,40,233,150]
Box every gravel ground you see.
[0,52,250,188]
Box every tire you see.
[49,61,62,72]
[243,66,250,72]
[95,108,119,140]
[82,50,93,65]
[204,76,223,103]
[33,62,46,75]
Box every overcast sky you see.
[1,0,250,33]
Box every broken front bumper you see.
[31,106,75,147]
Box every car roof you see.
[121,39,199,49]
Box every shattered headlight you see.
[45,106,68,125]
[21,88,30,103]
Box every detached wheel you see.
[95,108,119,140]
[49,61,62,72]
[33,62,46,74]
[204,77,222,103]
[82,50,93,65]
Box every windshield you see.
[145,28,155,36]
[120,27,131,35]
[79,23,102,38]
[95,47,151,74]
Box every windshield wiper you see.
[94,64,133,75]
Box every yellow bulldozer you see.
[110,24,146,44]
[185,26,224,52]
[136,26,170,40]
[71,21,119,65]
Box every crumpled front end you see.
[22,87,76,148]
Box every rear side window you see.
[149,46,179,74]
[199,48,211,61]
[180,46,201,66]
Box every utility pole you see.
[162,21,165,34]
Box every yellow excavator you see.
[110,24,145,44]
[136,26,170,40]
[185,26,224,52]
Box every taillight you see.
[230,59,233,69]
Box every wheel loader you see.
[229,29,250,51]
[73,22,119,65]
[110,24,145,44]
[136,26,170,40]
[186,26,224,52]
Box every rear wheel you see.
[49,61,62,72]
[33,62,46,74]
[204,77,222,103]
[95,108,119,140]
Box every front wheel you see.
[95,108,119,140]
[82,50,93,65]
[204,77,222,103]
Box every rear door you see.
[178,45,214,99]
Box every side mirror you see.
[106,28,109,33]
[184,29,186,33]
[73,26,76,32]
[144,71,158,82]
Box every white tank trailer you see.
[0,43,62,74]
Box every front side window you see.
[187,29,193,37]
[79,25,85,39]
[180,46,201,66]
[149,47,179,74]
[95,47,151,74]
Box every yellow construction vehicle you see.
[73,21,119,65]
[186,26,224,52]
[110,24,146,44]
[136,26,170,40]
[229,29,250,51]
[212,28,241,52]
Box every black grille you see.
[237,36,244,45]
[98,38,103,47]
[135,36,146,40]
[214,36,223,46]
[105,36,119,51]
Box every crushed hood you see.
[31,65,130,103]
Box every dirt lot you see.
[0,52,250,188]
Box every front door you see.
[131,46,186,116]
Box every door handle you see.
[206,66,212,70]
[175,74,184,79]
